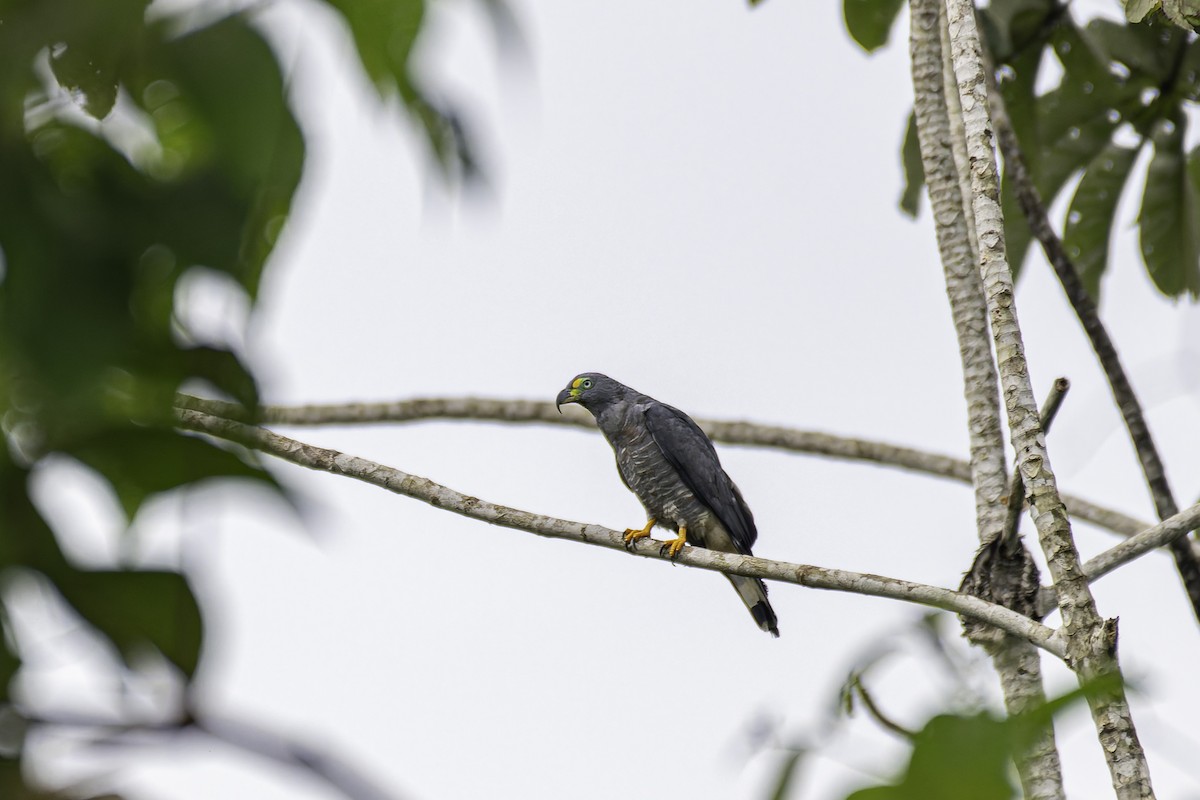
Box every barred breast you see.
[606,405,714,535]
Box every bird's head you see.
[556,372,624,414]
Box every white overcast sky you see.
[25,0,1200,798]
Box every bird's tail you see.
[726,575,779,637]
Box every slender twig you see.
[193,714,401,800]
[174,407,1066,657]
[944,0,1154,794]
[172,393,1176,549]
[1002,378,1070,550]
[985,42,1200,625]
[850,674,917,739]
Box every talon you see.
[623,518,655,549]
[663,526,687,559]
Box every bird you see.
[556,372,779,637]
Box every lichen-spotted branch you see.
[174,407,1066,657]
[943,0,1154,793]
[173,393,1171,549]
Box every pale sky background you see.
[19,0,1200,798]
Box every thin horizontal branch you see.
[175,407,1066,659]
[1037,500,1200,617]
[173,394,1162,544]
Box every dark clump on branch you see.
[959,535,1043,651]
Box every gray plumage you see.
[556,372,779,637]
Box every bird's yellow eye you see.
[581,378,593,389]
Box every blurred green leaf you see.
[1003,22,1147,279]
[1125,0,1159,22]
[46,0,150,120]
[136,16,305,300]
[978,0,1059,63]
[845,713,1017,800]
[182,346,261,413]
[0,10,293,502]
[0,760,27,799]
[321,0,425,103]
[1138,114,1200,296]
[0,637,17,707]
[66,428,275,520]
[1085,19,1185,86]
[319,0,480,179]
[55,568,203,677]
[1113,0,1199,35]
[843,0,905,53]
[0,457,70,573]
[842,676,1121,800]
[1063,143,1139,300]
[899,110,923,217]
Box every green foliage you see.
[1125,0,1200,30]
[899,111,924,217]
[845,713,1018,800]
[68,428,274,521]
[0,0,467,793]
[1064,143,1140,298]
[54,568,203,676]
[844,0,906,53]
[0,14,299,787]
[838,678,1119,800]
[320,0,479,178]
[1138,113,1200,295]
[863,0,1200,300]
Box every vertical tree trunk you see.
[909,1,1065,796]
[940,0,1155,795]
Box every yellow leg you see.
[623,518,655,547]
[662,526,687,559]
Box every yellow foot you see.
[623,519,655,549]
[660,526,688,559]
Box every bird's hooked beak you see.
[556,386,580,413]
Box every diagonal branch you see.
[173,394,1168,547]
[985,59,1200,624]
[1038,500,1200,617]
[174,407,1066,658]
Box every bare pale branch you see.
[173,394,1168,547]
[174,407,1066,658]
[1038,501,1200,617]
